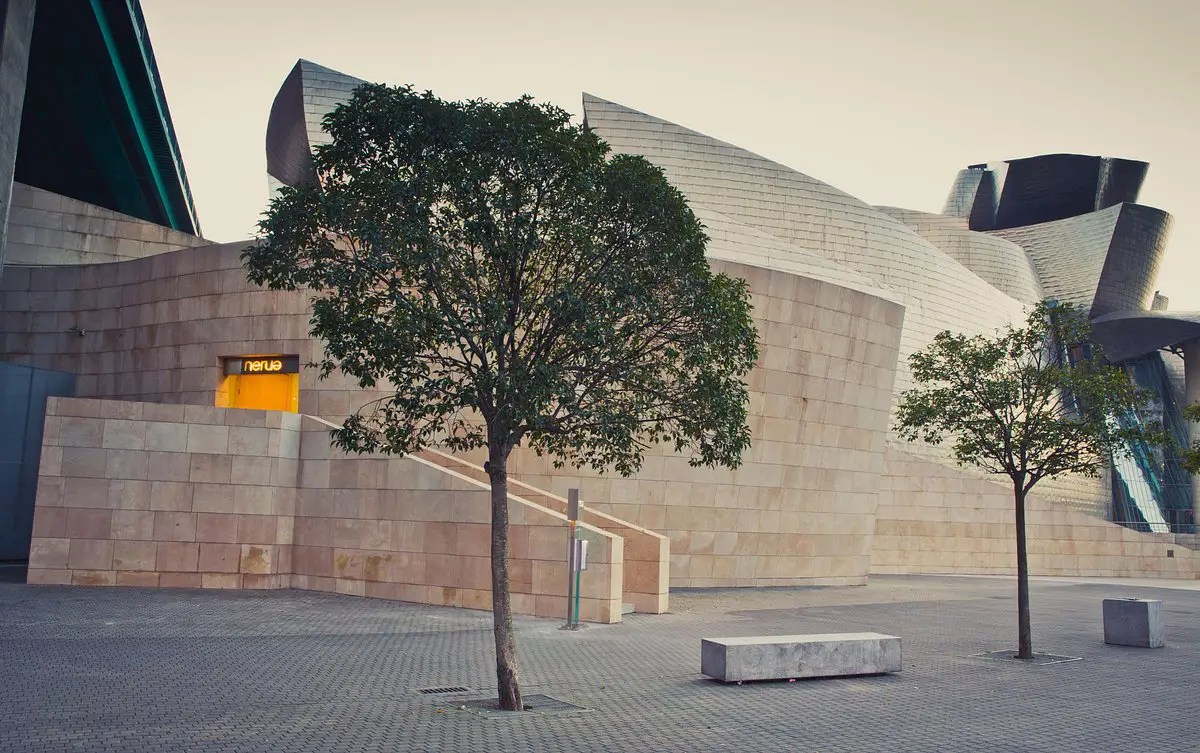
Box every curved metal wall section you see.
[988,204,1122,311]
[265,59,364,190]
[993,154,1148,230]
[942,167,1000,230]
[1091,310,1200,362]
[1092,204,1171,317]
[580,93,1028,410]
[989,203,1169,317]
[875,206,1043,304]
[693,202,901,304]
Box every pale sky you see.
[142,0,1200,308]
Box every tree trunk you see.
[486,441,523,711]
[1014,484,1033,660]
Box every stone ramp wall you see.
[419,447,669,614]
[872,448,1199,579]
[295,417,624,623]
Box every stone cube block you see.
[1103,598,1164,648]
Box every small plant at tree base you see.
[243,84,758,710]
[894,301,1162,660]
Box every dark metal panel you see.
[0,361,74,561]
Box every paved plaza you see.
[1,574,1198,752]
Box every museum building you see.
[0,9,1196,623]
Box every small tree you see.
[243,84,758,710]
[894,301,1159,659]
[1179,404,1200,475]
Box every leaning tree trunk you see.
[486,441,523,711]
[1013,484,1033,660]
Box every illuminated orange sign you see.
[223,355,300,376]
[243,358,284,373]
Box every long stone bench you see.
[701,632,902,682]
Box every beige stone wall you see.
[419,446,669,615]
[873,448,1200,578]
[0,241,378,413]
[477,260,905,588]
[26,398,626,622]
[5,183,208,266]
[1,246,907,589]
[293,418,623,623]
[27,397,299,589]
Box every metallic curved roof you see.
[1090,310,1200,362]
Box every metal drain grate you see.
[417,686,472,695]
[440,693,592,719]
[970,650,1082,666]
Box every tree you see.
[1179,404,1200,476]
[894,301,1160,660]
[242,84,759,710]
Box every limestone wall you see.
[0,241,379,414]
[292,417,624,623]
[480,259,905,588]
[26,397,626,622]
[872,448,1199,578]
[0,243,908,589]
[5,183,208,266]
[27,397,299,589]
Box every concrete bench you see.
[701,632,902,683]
[1103,598,1164,648]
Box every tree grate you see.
[417,686,472,695]
[438,693,592,719]
[969,650,1082,666]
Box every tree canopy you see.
[895,301,1157,494]
[244,83,758,474]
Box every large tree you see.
[894,301,1161,660]
[243,84,758,710]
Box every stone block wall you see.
[419,446,670,615]
[25,398,626,622]
[872,448,1199,578]
[0,242,382,414]
[27,397,299,589]
[485,260,905,588]
[292,418,624,623]
[5,184,209,266]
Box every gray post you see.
[564,488,579,628]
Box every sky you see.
[141,0,1200,308]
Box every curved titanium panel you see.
[265,59,364,189]
[989,204,1122,311]
[876,207,1043,303]
[993,154,1148,230]
[942,167,1000,230]
[989,203,1169,317]
[581,93,1028,409]
[1092,204,1171,317]
[265,61,316,188]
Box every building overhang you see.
[13,0,200,236]
[1091,310,1200,362]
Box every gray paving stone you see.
[0,575,1197,752]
